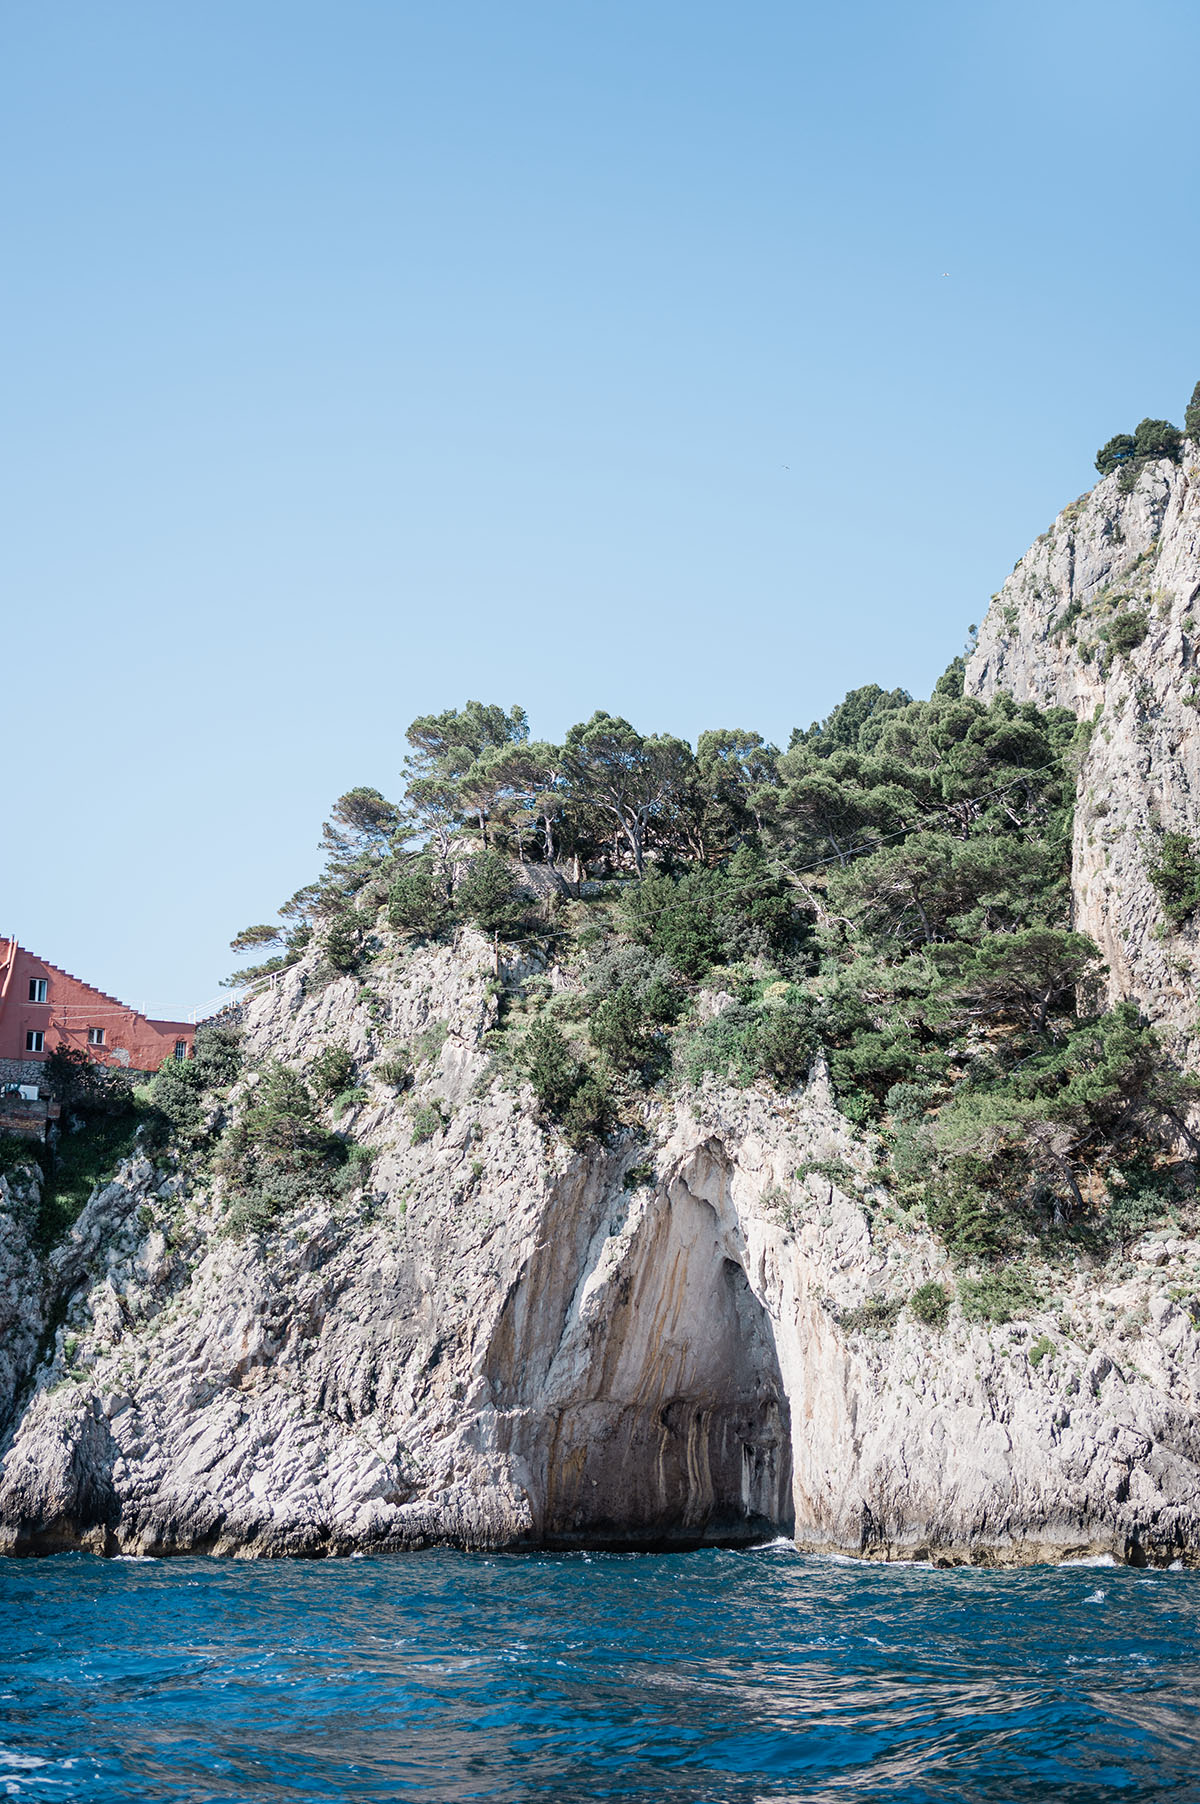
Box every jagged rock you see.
[2,932,1199,1565]
[966,444,1200,1041]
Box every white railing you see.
[189,968,290,1023]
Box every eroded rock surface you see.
[2,935,1199,1565]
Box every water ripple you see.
[1,1547,1198,1800]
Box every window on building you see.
[174,1039,188,1061]
[88,1027,105,1046]
[25,1030,44,1053]
[28,979,47,1003]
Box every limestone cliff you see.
[2,934,1199,1566]
[966,445,1200,1039]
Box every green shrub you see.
[958,1267,1042,1325]
[41,1045,133,1116]
[310,1044,355,1100]
[322,910,364,975]
[752,1004,820,1089]
[621,869,726,978]
[589,984,663,1076]
[675,1004,760,1087]
[332,1086,368,1120]
[1186,380,1200,444]
[0,1133,37,1179]
[224,1191,277,1237]
[522,1016,582,1116]
[1028,1334,1055,1367]
[388,858,451,938]
[1103,1158,1177,1245]
[618,850,799,979]
[582,945,682,1018]
[412,1020,449,1068]
[36,1106,143,1250]
[454,851,526,937]
[622,1159,656,1191]
[519,1016,614,1146]
[345,1142,375,1179]
[1132,417,1183,463]
[189,1023,242,1089]
[410,1102,445,1144]
[923,1171,1011,1262]
[1146,831,1200,931]
[374,1055,412,1091]
[216,1061,349,1236]
[839,1295,903,1335]
[1105,610,1149,658]
[676,995,820,1093]
[560,1068,615,1148]
[909,1281,951,1327]
[1095,433,1136,477]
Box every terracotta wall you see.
[0,940,193,1073]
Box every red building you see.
[0,939,194,1074]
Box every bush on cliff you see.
[309,1043,355,1100]
[520,1016,614,1146]
[1146,831,1200,932]
[1104,609,1149,660]
[908,1281,951,1327]
[447,849,527,938]
[1095,433,1137,477]
[1187,380,1200,444]
[216,1061,351,1235]
[1095,416,1183,478]
[387,858,451,939]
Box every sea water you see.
[1,1545,1198,1801]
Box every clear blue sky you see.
[3,0,1198,1016]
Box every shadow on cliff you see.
[485,1139,794,1550]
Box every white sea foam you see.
[815,1552,935,1569]
[1058,1554,1118,1567]
[1084,1589,1108,1603]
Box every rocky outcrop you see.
[0,1169,44,1432]
[2,935,1199,1565]
[966,446,1200,1039]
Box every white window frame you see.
[174,1039,188,1061]
[25,1030,44,1053]
[28,979,47,1003]
[88,1027,105,1046]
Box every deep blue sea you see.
[2,1546,1198,1803]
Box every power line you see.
[783,760,1069,879]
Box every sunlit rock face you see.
[3,880,1200,1562]
[966,445,1200,1044]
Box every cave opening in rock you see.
[494,1183,795,1551]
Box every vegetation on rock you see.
[1095,388,1192,476]
[208,661,1200,1265]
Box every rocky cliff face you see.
[966,446,1200,1039]
[3,934,1200,1566]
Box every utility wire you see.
[782,759,1070,879]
